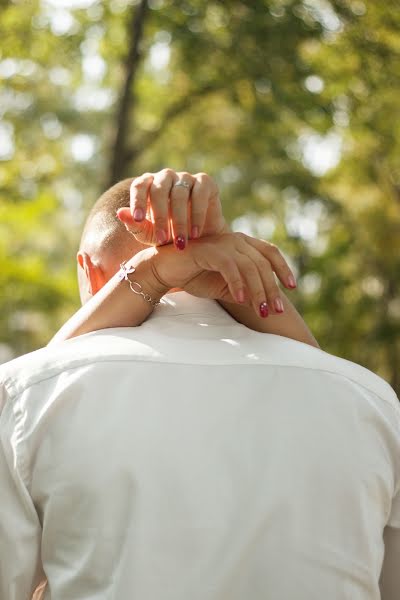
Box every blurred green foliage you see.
[0,0,399,393]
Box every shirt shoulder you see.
[268,337,400,413]
[0,381,9,414]
[0,326,397,416]
[0,332,158,401]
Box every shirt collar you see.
[149,292,234,325]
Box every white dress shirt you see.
[1,292,399,600]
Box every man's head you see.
[78,178,144,304]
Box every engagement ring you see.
[173,180,191,189]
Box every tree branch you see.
[107,0,149,187]
[124,82,222,165]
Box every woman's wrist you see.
[123,246,171,304]
[49,248,171,344]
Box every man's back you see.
[1,293,399,600]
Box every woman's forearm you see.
[49,248,167,345]
[50,237,318,349]
[218,293,319,348]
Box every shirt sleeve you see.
[0,384,44,600]
[387,486,400,528]
[379,487,400,599]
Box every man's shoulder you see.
[0,326,398,415]
[316,348,398,410]
[0,332,136,400]
[0,328,165,400]
[253,333,399,412]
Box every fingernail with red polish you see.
[156,229,167,244]
[175,235,186,250]
[275,298,284,313]
[133,208,144,222]
[191,226,200,239]
[288,275,297,288]
[236,289,245,303]
[259,301,269,318]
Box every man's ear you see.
[77,251,106,298]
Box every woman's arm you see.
[49,248,167,345]
[118,169,318,347]
[219,295,319,347]
[50,234,319,348]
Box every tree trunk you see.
[386,279,400,397]
[124,82,222,165]
[107,0,148,187]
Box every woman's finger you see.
[170,171,195,250]
[236,241,284,315]
[149,168,177,245]
[116,207,154,243]
[129,173,153,224]
[190,174,215,239]
[242,234,297,290]
[193,243,245,303]
[234,252,270,318]
[213,253,246,303]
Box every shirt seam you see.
[0,385,30,490]
[3,357,399,415]
[13,393,30,487]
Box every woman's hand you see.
[148,232,296,318]
[116,168,229,251]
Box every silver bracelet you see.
[118,261,161,307]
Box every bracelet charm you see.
[118,261,161,307]
[117,262,135,281]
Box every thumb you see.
[116,207,136,227]
[116,207,155,243]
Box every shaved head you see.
[80,178,136,260]
[78,178,144,303]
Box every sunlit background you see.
[0,0,399,394]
